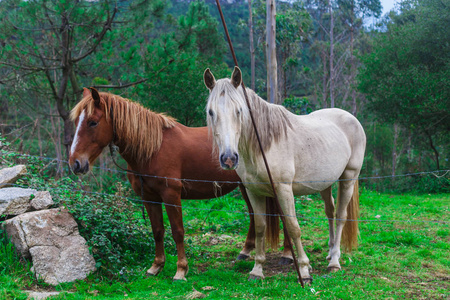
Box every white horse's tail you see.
[341,180,360,252]
[266,197,280,250]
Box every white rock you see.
[0,187,36,215]
[30,191,54,210]
[2,208,96,285]
[0,165,27,188]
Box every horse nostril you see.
[82,162,90,173]
[74,160,81,172]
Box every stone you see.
[0,187,36,216]
[0,165,27,188]
[2,208,96,285]
[25,291,62,300]
[30,191,54,211]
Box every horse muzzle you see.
[71,159,90,175]
[220,151,239,170]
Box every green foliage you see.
[358,0,450,169]
[282,96,315,115]
[136,1,229,126]
[63,187,155,281]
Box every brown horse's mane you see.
[70,92,177,163]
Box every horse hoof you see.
[248,274,263,281]
[237,253,250,261]
[301,277,313,285]
[146,269,160,277]
[146,265,164,277]
[327,266,341,273]
[173,276,187,282]
[278,257,294,265]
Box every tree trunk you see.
[350,4,357,115]
[248,0,256,91]
[266,0,278,104]
[425,129,440,170]
[392,123,398,176]
[322,49,328,108]
[329,0,335,108]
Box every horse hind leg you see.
[163,189,189,281]
[320,186,336,262]
[240,189,291,265]
[237,185,255,261]
[144,202,166,277]
[279,238,294,265]
[327,178,359,272]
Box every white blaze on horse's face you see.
[70,110,86,157]
[69,88,112,175]
[204,67,244,170]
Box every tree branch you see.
[72,5,118,63]
[92,78,148,89]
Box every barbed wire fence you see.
[1,150,449,226]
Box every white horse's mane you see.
[207,79,293,157]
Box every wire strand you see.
[3,182,449,225]
[2,150,449,185]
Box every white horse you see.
[203,67,366,282]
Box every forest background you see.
[0,0,448,187]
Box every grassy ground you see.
[1,189,449,299]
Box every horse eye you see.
[208,109,214,117]
[88,121,98,128]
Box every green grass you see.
[1,190,449,299]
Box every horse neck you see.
[111,100,176,165]
[238,89,292,158]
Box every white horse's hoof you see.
[327,266,341,272]
[300,277,313,285]
[248,274,263,281]
[278,257,294,265]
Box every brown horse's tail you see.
[265,197,280,250]
[341,180,360,252]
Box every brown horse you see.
[68,88,289,281]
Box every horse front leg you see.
[237,184,255,260]
[246,190,267,280]
[162,189,188,281]
[277,184,312,283]
[144,201,166,277]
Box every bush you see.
[1,144,156,281]
[361,172,450,194]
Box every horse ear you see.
[203,68,216,90]
[82,87,90,98]
[230,66,242,88]
[90,87,101,107]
